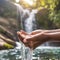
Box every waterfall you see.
[15,3,37,31]
[15,3,50,60]
[23,9,38,60]
[24,9,37,33]
[15,3,38,60]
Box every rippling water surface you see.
[0,47,21,60]
[0,47,60,60]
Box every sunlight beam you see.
[23,0,34,6]
[15,0,20,3]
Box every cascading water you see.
[15,3,38,60]
[15,4,25,60]
[15,3,53,60]
[16,4,37,60]
[24,9,37,33]
[23,9,38,60]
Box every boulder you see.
[0,34,16,50]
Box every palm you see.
[17,30,48,49]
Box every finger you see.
[23,38,28,43]
[30,30,43,35]
[19,31,26,38]
[23,39,31,48]
[33,39,45,49]
[30,30,37,35]
[23,39,32,49]
[20,30,28,35]
[30,41,34,50]
[17,31,24,42]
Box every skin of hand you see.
[17,30,49,49]
[30,29,44,35]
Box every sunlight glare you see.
[15,0,20,3]
[24,0,33,5]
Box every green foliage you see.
[35,0,60,29]
[46,0,60,28]
[4,43,14,49]
[49,10,60,28]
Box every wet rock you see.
[0,34,16,50]
[0,16,19,50]
[0,25,14,40]
[0,17,19,41]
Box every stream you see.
[0,47,60,60]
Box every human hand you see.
[17,30,49,49]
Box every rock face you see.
[0,0,21,50]
[0,34,16,50]
[0,17,18,50]
[0,17,19,41]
